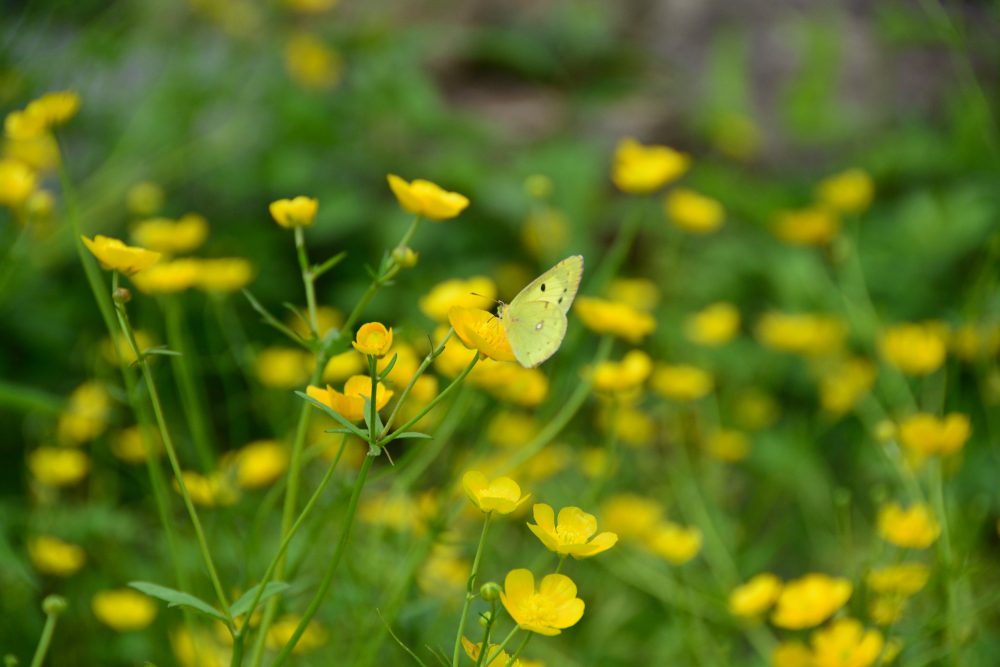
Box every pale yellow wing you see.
[509,255,584,316]
[502,300,568,368]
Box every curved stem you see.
[294,226,319,337]
[163,295,215,471]
[452,513,493,667]
[382,328,454,433]
[503,634,531,667]
[28,608,60,667]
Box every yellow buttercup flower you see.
[877,502,940,549]
[323,350,366,383]
[101,330,155,366]
[685,302,740,346]
[269,196,318,228]
[527,503,618,559]
[28,536,86,576]
[377,342,419,386]
[92,589,157,632]
[501,569,585,636]
[266,614,328,653]
[819,357,876,415]
[868,595,906,626]
[110,426,161,464]
[462,470,529,514]
[772,206,840,246]
[4,111,46,141]
[418,545,469,598]
[125,181,164,216]
[612,138,690,194]
[810,618,884,667]
[284,33,343,90]
[645,522,702,565]
[306,376,393,423]
[588,349,652,396]
[82,235,161,275]
[177,470,239,507]
[816,168,874,215]
[195,257,255,292]
[284,0,339,13]
[387,174,469,220]
[898,412,970,457]
[461,637,524,667]
[600,494,663,540]
[57,380,110,445]
[574,296,656,343]
[866,562,930,597]
[232,440,288,489]
[257,347,313,389]
[0,158,37,207]
[771,573,852,630]
[352,322,394,358]
[771,640,813,667]
[606,277,660,311]
[729,573,782,618]
[665,187,725,233]
[448,307,517,363]
[756,312,846,357]
[5,132,59,173]
[650,364,713,402]
[130,259,201,294]
[131,213,208,254]
[705,429,750,462]
[25,91,81,127]
[597,404,654,447]
[879,322,948,375]
[28,447,90,486]
[419,276,497,321]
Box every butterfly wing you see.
[509,255,584,316]
[502,300,568,368]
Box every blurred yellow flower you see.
[283,0,338,13]
[951,322,1000,361]
[101,330,155,366]
[877,502,940,549]
[527,503,618,559]
[771,573,852,630]
[0,158,37,207]
[772,206,841,246]
[4,111,46,141]
[461,637,524,667]
[449,307,517,363]
[685,302,740,346]
[868,595,906,626]
[26,189,55,218]
[710,112,761,161]
[462,470,529,514]
[816,168,874,215]
[178,470,238,507]
[257,347,312,389]
[126,181,164,216]
[352,322,393,358]
[5,133,60,173]
[323,349,365,383]
[810,618,884,667]
[487,411,538,448]
[597,404,654,447]
[377,342,419,386]
[25,91,81,127]
[898,412,970,457]
[131,213,208,254]
[28,535,86,577]
[82,235,161,275]
[865,562,929,596]
[706,429,750,462]
[612,138,689,194]
[269,196,318,228]
[756,312,846,357]
[645,522,702,565]
[306,375,393,423]
[664,187,725,233]
[878,322,947,375]
[501,569,585,636]
[266,614,327,653]
[474,362,549,407]
[418,545,468,598]
[233,440,288,489]
[57,380,110,445]
[195,258,255,292]
[729,573,782,618]
[29,447,90,486]
[171,626,231,667]
[601,494,663,540]
[574,296,656,343]
[131,258,201,294]
[387,174,469,220]
[522,207,569,259]
[110,426,161,464]
[650,364,713,402]
[732,388,780,430]
[606,277,660,311]
[819,358,876,416]
[589,349,652,396]
[284,33,342,90]
[771,640,813,667]
[291,305,343,339]
[420,277,497,321]
[92,589,157,632]
[359,490,437,534]
[434,328,482,377]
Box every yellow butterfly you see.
[498,255,584,368]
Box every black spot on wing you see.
[540,283,546,292]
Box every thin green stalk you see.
[930,457,961,667]
[28,598,64,667]
[587,201,646,293]
[554,555,567,574]
[269,453,375,666]
[484,626,519,665]
[396,214,422,251]
[500,336,613,475]
[381,353,479,447]
[113,273,231,620]
[369,355,380,445]
[294,226,319,337]
[394,384,472,489]
[503,634,531,667]
[382,328,454,433]
[163,295,215,471]
[452,513,493,667]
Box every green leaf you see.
[129,581,228,622]
[312,251,347,279]
[295,391,368,438]
[324,427,362,436]
[229,582,290,618]
[243,289,310,349]
[378,353,399,382]
[142,346,181,357]
[389,431,431,440]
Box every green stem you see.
[294,226,319,337]
[113,272,231,620]
[381,353,479,446]
[471,600,499,667]
[500,336,613,475]
[587,201,646,294]
[369,355,380,446]
[554,555,567,574]
[230,634,245,667]
[503,634,531,667]
[28,609,60,667]
[269,454,375,666]
[163,295,216,471]
[382,328,454,433]
[485,626,519,665]
[930,457,961,667]
[396,215,422,252]
[452,513,493,667]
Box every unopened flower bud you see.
[113,287,132,303]
[480,581,501,602]
[392,246,418,268]
[42,594,67,616]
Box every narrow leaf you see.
[378,353,399,382]
[295,391,368,438]
[229,582,290,618]
[312,251,347,279]
[389,431,432,440]
[129,581,228,622]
